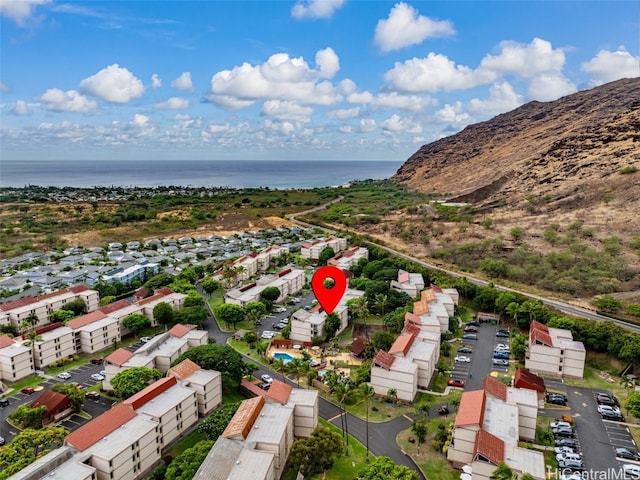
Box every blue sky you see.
[1,0,638,162]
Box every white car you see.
[624,464,640,479]
[100,370,107,376]
[261,374,273,384]
[91,373,105,381]
[494,345,510,352]
[550,421,572,430]
[454,355,471,363]
[597,404,621,415]
[261,331,276,339]
[140,336,151,343]
[554,446,577,455]
[57,372,71,380]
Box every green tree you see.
[411,417,428,453]
[0,427,68,479]
[201,277,221,296]
[324,313,341,340]
[318,246,335,266]
[172,344,245,387]
[355,456,419,480]
[245,301,267,325]
[288,426,343,476]
[593,294,623,313]
[358,383,375,461]
[8,405,47,429]
[626,391,640,418]
[49,309,75,323]
[52,383,84,413]
[259,286,281,305]
[288,357,310,386]
[111,367,162,399]
[122,313,151,337]
[65,298,87,316]
[490,462,516,480]
[153,302,174,327]
[173,306,208,327]
[198,402,241,440]
[214,303,244,328]
[373,293,390,316]
[164,440,214,480]
[372,331,395,352]
[99,295,116,307]
[183,293,205,308]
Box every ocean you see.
[0,160,404,189]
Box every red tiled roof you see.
[124,376,177,410]
[157,288,174,295]
[398,271,410,283]
[240,379,267,398]
[31,390,69,417]
[168,359,201,380]
[402,321,421,337]
[266,379,292,405]
[105,348,134,366]
[430,284,443,293]
[34,323,62,335]
[0,296,37,311]
[223,396,264,440]
[137,293,164,306]
[67,310,108,329]
[373,350,395,370]
[483,376,508,401]
[38,288,70,301]
[99,299,132,314]
[531,328,553,347]
[239,282,257,292]
[389,333,415,356]
[514,368,546,393]
[413,300,429,315]
[69,284,89,293]
[169,324,191,338]
[421,289,436,303]
[455,390,486,426]
[474,429,505,465]
[404,312,421,325]
[350,337,367,356]
[134,287,150,299]
[530,320,549,333]
[277,267,292,277]
[0,335,14,349]
[65,403,137,451]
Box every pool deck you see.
[267,345,362,369]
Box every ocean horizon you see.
[0,159,404,189]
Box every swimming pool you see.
[272,352,295,363]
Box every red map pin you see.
[311,265,347,315]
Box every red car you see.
[447,379,465,388]
[20,387,35,394]
[90,358,103,365]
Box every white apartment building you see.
[256,245,289,271]
[390,270,425,298]
[411,286,459,333]
[67,310,121,355]
[0,335,35,382]
[289,289,363,344]
[167,358,222,416]
[447,378,544,480]
[31,325,75,369]
[327,245,368,269]
[525,320,585,379]
[300,236,348,262]
[225,267,305,308]
[135,288,187,324]
[100,262,159,285]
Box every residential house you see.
[30,389,71,424]
[525,320,585,379]
[0,334,35,382]
[447,378,544,480]
[390,270,425,298]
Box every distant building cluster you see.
[525,320,585,379]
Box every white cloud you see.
[374,2,455,52]
[527,73,576,101]
[373,92,436,111]
[264,119,296,135]
[479,38,565,78]
[380,114,422,134]
[9,100,29,115]
[339,125,353,134]
[155,97,190,109]
[208,49,344,108]
[80,64,145,103]
[327,107,360,120]
[38,88,98,113]
[291,0,345,19]
[359,118,377,132]
[0,0,51,26]
[261,100,313,122]
[171,72,193,91]
[347,91,374,103]
[581,47,640,85]
[131,113,150,128]
[433,102,471,124]
[151,74,162,88]
[208,123,231,134]
[384,52,493,92]
[0,82,8,92]
[467,82,523,116]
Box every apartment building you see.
[327,245,368,269]
[135,288,187,324]
[67,311,121,355]
[390,270,425,298]
[100,262,159,285]
[370,322,440,402]
[525,320,585,379]
[300,236,348,262]
[31,324,75,369]
[410,286,459,333]
[289,289,364,344]
[166,358,222,416]
[0,334,34,382]
[255,245,289,271]
[225,267,305,308]
[447,378,544,480]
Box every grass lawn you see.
[166,430,209,459]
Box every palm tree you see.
[373,293,389,316]
[22,312,39,335]
[23,331,43,369]
[273,357,287,382]
[358,383,375,461]
[287,358,307,386]
[333,380,353,456]
[387,388,398,403]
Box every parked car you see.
[553,427,575,438]
[261,374,273,384]
[458,347,473,354]
[272,323,284,330]
[462,333,478,340]
[140,336,151,343]
[547,392,568,401]
[0,398,9,407]
[601,410,624,421]
[597,404,621,415]
[447,379,465,388]
[496,329,510,337]
[547,397,568,406]
[90,373,105,381]
[463,326,478,333]
[556,452,582,463]
[550,421,572,429]
[85,391,101,401]
[90,358,103,365]
[555,438,578,448]
[274,307,287,313]
[494,345,510,352]
[57,372,71,380]
[624,464,640,479]
[467,321,480,327]
[596,393,619,406]
[0,436,4,446]
[20,387,35,394]
[454,355,471,363]
[492,359,509,366]
[554,446,578,455]
[100,370,106,376]
[616,448,640,461]
[261,331,276,339]
[493,352,509,359]
[557,459,583,471]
